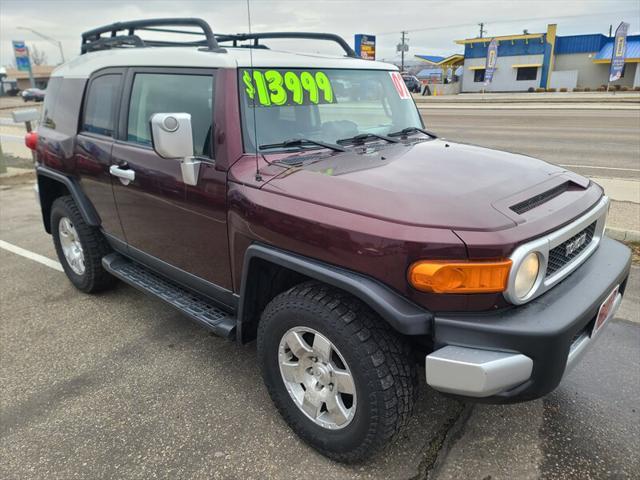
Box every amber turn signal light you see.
[408,259,512,294]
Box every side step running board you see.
[102,253,236,340]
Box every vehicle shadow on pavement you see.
[0,274,463,480]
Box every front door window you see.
[127,73,214,157]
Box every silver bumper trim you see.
[425,346,533,397]
[426,292,622,398]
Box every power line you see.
[373,9,638,36]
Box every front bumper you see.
[425,236,631,403]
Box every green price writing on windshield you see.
[242,69,335,107]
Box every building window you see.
[516,67,538,81]
[473,69,485,83]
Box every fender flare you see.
[36,166,101,229]
[237,243,433,339]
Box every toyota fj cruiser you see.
[31,18,631,462]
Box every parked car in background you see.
[402,74,421,93]
[4,85,21,96]
[21,88,46,102]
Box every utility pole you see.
[478,22,486,38]
[399,31,408,72]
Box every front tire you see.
[257,281,417,463]
[51,196,116,293]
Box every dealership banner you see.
[609,22,629,82]
[484,38,498,85]
[12,41,32,72]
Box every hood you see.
[262,139,586,231]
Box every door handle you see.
[109,165,135,184]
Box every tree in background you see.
[29,44,47,66]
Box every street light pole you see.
[16,27,65,64]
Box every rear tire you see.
[257,281,417,463]
[51,196,116,293]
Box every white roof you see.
[52,46,397,78]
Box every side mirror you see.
[150,113,200,186]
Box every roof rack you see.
[215,32,358,58]
[80,18,358,59]
[81,18,224,54]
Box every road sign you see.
[12,41,32,72]
[355,34,376,60]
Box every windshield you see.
[239,68,423,152]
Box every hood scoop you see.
[510,182,570,215]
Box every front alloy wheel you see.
[279,327,356,430]
[258,281,417,463]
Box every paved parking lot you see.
[0,184,462,479]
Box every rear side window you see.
[82,74,120,137]
[127,73,214,157]
[40,77,62,129]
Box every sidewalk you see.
[591,177,640,242]
[418,103,640,110]
[413,91,640,104]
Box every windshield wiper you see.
[336,133,399,146]
[259,138,345,152]
[388,127,438,139]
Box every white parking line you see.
[0,134,25,141]
[0,240,63,272]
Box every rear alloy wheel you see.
[58,216,86,275]
[51,196,116,293]
[258,281,417,463]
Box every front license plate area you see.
[592,285,619,335]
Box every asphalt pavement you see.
[421,109,640,180]
[0,184,462,479]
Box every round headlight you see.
[514,252,540,299]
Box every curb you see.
[606,227,640,243]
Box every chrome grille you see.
[504,196,608,305]
[546,222,597,277]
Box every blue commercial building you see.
[456,24,640,92]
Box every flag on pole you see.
[484,38,498,85]
[609,22,629,82]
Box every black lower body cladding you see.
[432,236,631,403]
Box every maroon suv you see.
[31,19,631,462]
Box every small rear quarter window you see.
[82,74,121,137]
[40,77,62,129]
